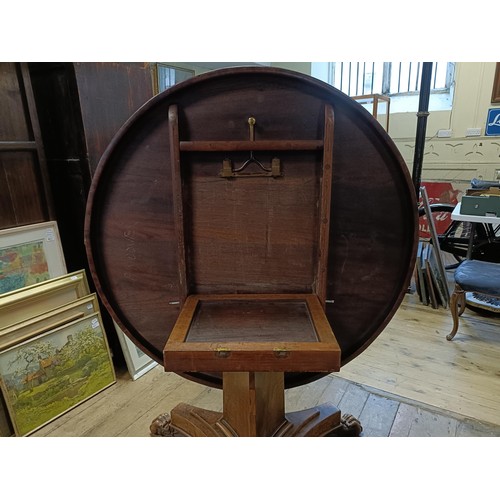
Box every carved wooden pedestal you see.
[150,371,362,437]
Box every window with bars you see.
[328,62,455,97]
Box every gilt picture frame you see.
[0,293,99,352]
[0,221,67,296]
[0,312,116,436]
[0,270,90,329]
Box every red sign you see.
[418,181,462,238]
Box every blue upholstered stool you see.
[448,260,500,340]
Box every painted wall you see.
[390,62,500,183]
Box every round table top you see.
[85,67,418,389]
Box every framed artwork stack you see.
[0,222,118,436]
[0,221,157,436]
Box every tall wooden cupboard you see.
[1,62,155,363]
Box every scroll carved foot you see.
[150,412,180,437]
[327,413,363,437]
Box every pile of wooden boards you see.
[415,186,451,309]
[414,241,449,309]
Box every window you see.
[325,62,454,98]
[155,64,195,93]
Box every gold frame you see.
[0,221,67,296]
[0,293,99,351]
[0,270,90,329]
[0,311,115,436]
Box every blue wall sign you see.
[485,108,500,136]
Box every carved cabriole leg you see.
[447,284,465,341]
[458,291,467,316]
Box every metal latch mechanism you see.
[220,117,282,179]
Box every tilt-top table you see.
[84,67,418,437]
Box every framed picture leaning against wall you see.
[0,221,67,296]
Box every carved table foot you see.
[150,412,185,437]
[326,413,363,437]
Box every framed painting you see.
[114,321,157,381]
[0,221,67,296]
[0,293,99,351]
[492,63,500,104]
[0,312,116,436]
[0,270,90,329]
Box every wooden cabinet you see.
[0,62,54,229]
[26,62,155,364]
[29,62,155,272]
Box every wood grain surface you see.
[85,67,418,389]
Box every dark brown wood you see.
[19,62,55,221]
[28,62,155,365]
[316,104,334,306]
[0,62,54,228]
[179,140,324,152]
[72,62,155,177]
[0,141,37,151]
[169,105,188,305]
[85,67,418,389]
[28,62,155,268]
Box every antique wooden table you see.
[84,67,418,436]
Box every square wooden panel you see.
[163,294,341,373]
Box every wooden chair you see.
[448,259,500,340]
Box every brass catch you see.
[215,347,231,358]
[273,347,289,359]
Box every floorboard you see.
[338,286,500,427]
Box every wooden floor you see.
[339,288,500,430]
[30,282,500,437]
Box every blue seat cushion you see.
[454,260,500,296]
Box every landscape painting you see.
[0,313,116,436]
